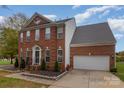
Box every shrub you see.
[14,57,19,68]
[41,58,46,70]
[54,61,60,72]
[110,67,117,73]
[20,59,25,69]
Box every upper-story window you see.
[45,27,50,40]
[26,31,30,42]
[35,29,40,41]
[57,26,63,39]
[57,48,63,62]
[20,33,23,42]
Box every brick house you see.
[18,12,116,71]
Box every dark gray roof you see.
[56,18,74,23]
[71,22,116,45]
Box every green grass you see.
[0,70,13,76]
[115,62,124,81]
[0,70,49,88]
[0,77,49,88]
[0,60,14,65]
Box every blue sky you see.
[0,5,124,52]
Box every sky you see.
[0,5,124,52]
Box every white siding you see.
[65,19,76,68]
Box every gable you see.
[24,13,53,28]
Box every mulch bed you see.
[31,70,63,77]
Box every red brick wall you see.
[70,45,115,70]
[18,24,65,71]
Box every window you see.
[35,47,40,64]
[26,48,30,65]
[57,49,63,62]
[20,48,23,58]
[26,48,30,57]
[45,49,50,63]
[26,31,30,42]
[45,28,50,40]
[20,33,23,42]
[35,29,40,41]
[57,27,63,39]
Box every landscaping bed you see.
[32,71,62,77]
[22,70,67,80]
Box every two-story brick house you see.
[18,12,116,71]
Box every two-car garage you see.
[73,56,110,71]
[70,22,116,71]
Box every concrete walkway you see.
[49,70,124,88]
[5,70,124,88]
[6,72,55,85]
[0,65,16,71]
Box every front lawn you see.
[0,70,13,76]
[0,60,14,65]
[115,62,124,81]
[0,70,49,88]
[0,77,49,88]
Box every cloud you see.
[99,10,110,18]
[114,34,124,39]
[72,5,80,9]
[74,5,120,25]
[44,14,57,21]
[108,18,124,32]
[0,16,5,23]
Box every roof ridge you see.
[77,22,108,28]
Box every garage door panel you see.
[74,56,109,71]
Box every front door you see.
[35,51,39,64]
[32,46,41,65]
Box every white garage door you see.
[74,56,110,71]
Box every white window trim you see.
[35,29,40,41]
[57,27,63,39]
[20,48,23,58]
[45,49,50,63]
[45,27,51,40]
[20,33,23,42]
[26,31,30,42]
[32,45,41,65]
[57,48,63,63]
[26,48,30,57]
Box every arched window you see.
[35,47,40,51]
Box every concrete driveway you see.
[0,65,16,71]
[50,70,124,88]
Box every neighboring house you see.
[18,12,116,71]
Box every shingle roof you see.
[71,22,116,45]
[56,18,74,23]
